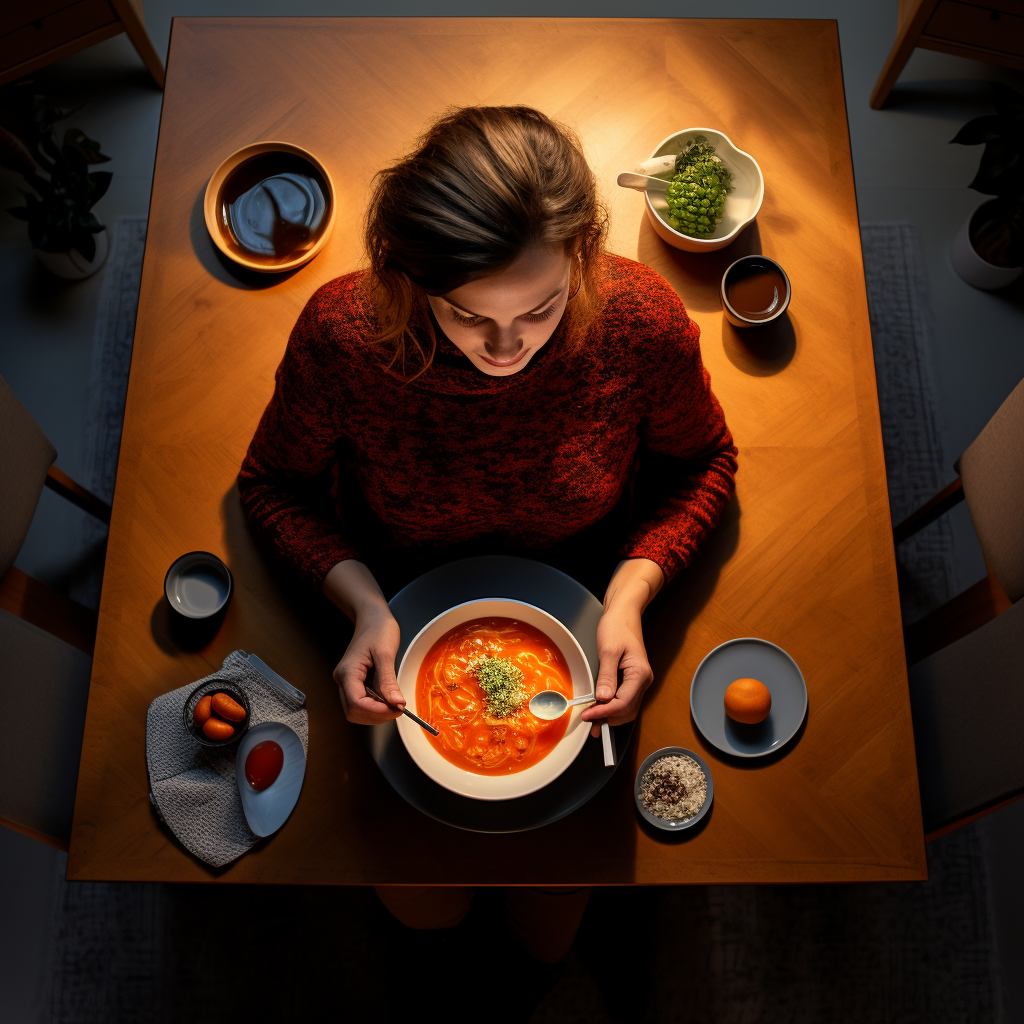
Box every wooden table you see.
[68,17,927,885]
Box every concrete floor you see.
[2,2,1023,1021]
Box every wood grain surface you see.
[67,17,927,885]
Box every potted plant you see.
[0,86,112,280]
[949,83,1024,290]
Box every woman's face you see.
[426,244,572,377]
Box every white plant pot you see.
[950,200,1022,290]
[34,227,109,280]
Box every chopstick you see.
[365,683,440,736]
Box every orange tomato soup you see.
[416,617,575,776]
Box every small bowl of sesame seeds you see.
[634,747,714,832]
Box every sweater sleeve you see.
[237,286,359,592]
[618,278,738,584]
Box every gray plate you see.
[690,638,807,758]
[369,555,633,833]
[634,747,713,831]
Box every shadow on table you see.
[189,182,300,291]
[643,496,742,710]
[150,596,228,654]
[636,214,763,313]
[722,312,796,376]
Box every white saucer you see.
[235,722,306,837]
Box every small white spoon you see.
[616,171,670,193]
[529,689,597,721]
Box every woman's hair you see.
[364,105,608,379]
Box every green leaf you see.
[970,140,1024,196]
[991,82,1024,120]
[0,124,37,175]
[950,115,1002,146]
[72,229,96,262]
[78,211,102,232]
[61,140,88,174]
[87,170,112,204]
[63,127,110,164]
[39,132,62,165]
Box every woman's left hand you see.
[580,557,664,738]
[581,606,654,737]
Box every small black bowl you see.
[183,678,251,748]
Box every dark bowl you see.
[634,746,714,832]
[721,254,792,328]
[183,679,251,748]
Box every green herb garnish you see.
[473,656,526,719]
[664,135,733,238]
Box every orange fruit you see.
[724,677,771,724]
[202,717,235,741]
[193,695,212,727]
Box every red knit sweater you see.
[238,254,737,596]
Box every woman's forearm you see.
[603,557,665,617]
[322,559,390,623]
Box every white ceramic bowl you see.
[395,599,593,801]
[643,128,764,252]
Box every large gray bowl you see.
[368,555,633,832]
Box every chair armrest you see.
[893,477,963,544]
[44,466,112,524]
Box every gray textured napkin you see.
[145,650,308,868]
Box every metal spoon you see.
[530,690,617,767]
[529,689,597,721]
[616,171,670,193]
[365,681,439,736]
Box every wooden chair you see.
[910,596,1023,840]
[895,376,1022,664]
[0,0,165,89]
[0,373,111,851]
[870,0,1024,109]
[894,376,1023,840]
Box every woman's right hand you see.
[323,558,404,725]
[333,604,404,725]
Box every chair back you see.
[0,609,92,845]
[0,375,57,578]
[910,597,1024,836]
[959,377,1024,602]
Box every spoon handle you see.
[365,683,440,736]
[600,722,616,767]
[616,171,670,193]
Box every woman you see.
[238,106,737,961]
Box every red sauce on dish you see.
[244,740,284,792]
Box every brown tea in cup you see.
[725,260,786,320]
[721,256,791,327]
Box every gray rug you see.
[861,221,959,624]
[69,215,147,610]
[39,222,995,1023]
